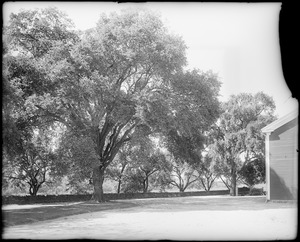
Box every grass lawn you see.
[2,195,295,227]
[2,200,137,227]
[2,195,297,240]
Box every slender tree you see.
[106,144,131,194]
[208,92,276,195]
[108,134,166,194]
[2,126,58,196]
[196,155,218,191]
[166,159,199,192]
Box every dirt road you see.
[2,196,297,240]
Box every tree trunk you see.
[29,183,39,196]
[230,168,237,196]
[92,166,105,202]
[29,186,35,196]
[117,163,127,194]
[143,178,148,193]
[117,179,122,194]
[179,185,185,192]
[249,185,254,195]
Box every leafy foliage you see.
[36,9,216,200]
[4,7,77,57]
[105,143,131,193]
[6,7,275,200]
[2,127,58,196]
[208,92,276,195]
[3,7,79,196]
[195,155,218,191]
[239,158,265,189]
[124,150,167,193]
[107,135,167,193]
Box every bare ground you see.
[2,195,297,240]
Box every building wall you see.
[269,118,298,200]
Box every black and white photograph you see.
[2,1,298,240]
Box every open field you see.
[2,195,297,240]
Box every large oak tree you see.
[4,8,221,201]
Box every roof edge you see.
[261,109,298,133]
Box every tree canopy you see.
[208,92,276,195]
[6,7,278,199]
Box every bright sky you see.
[3,2,298,117]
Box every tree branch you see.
[35,105,69,128]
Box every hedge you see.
[2,190,230,205]
[3,188,265,205]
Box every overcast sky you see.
[3,2,298,117]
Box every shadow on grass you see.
[3,196,296,227]
[2,200,138,227]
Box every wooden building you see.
[262,110,298,201]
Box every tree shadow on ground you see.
[2,200,138,227]
[2,196,296,227]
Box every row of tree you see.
[2,7,276,201]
